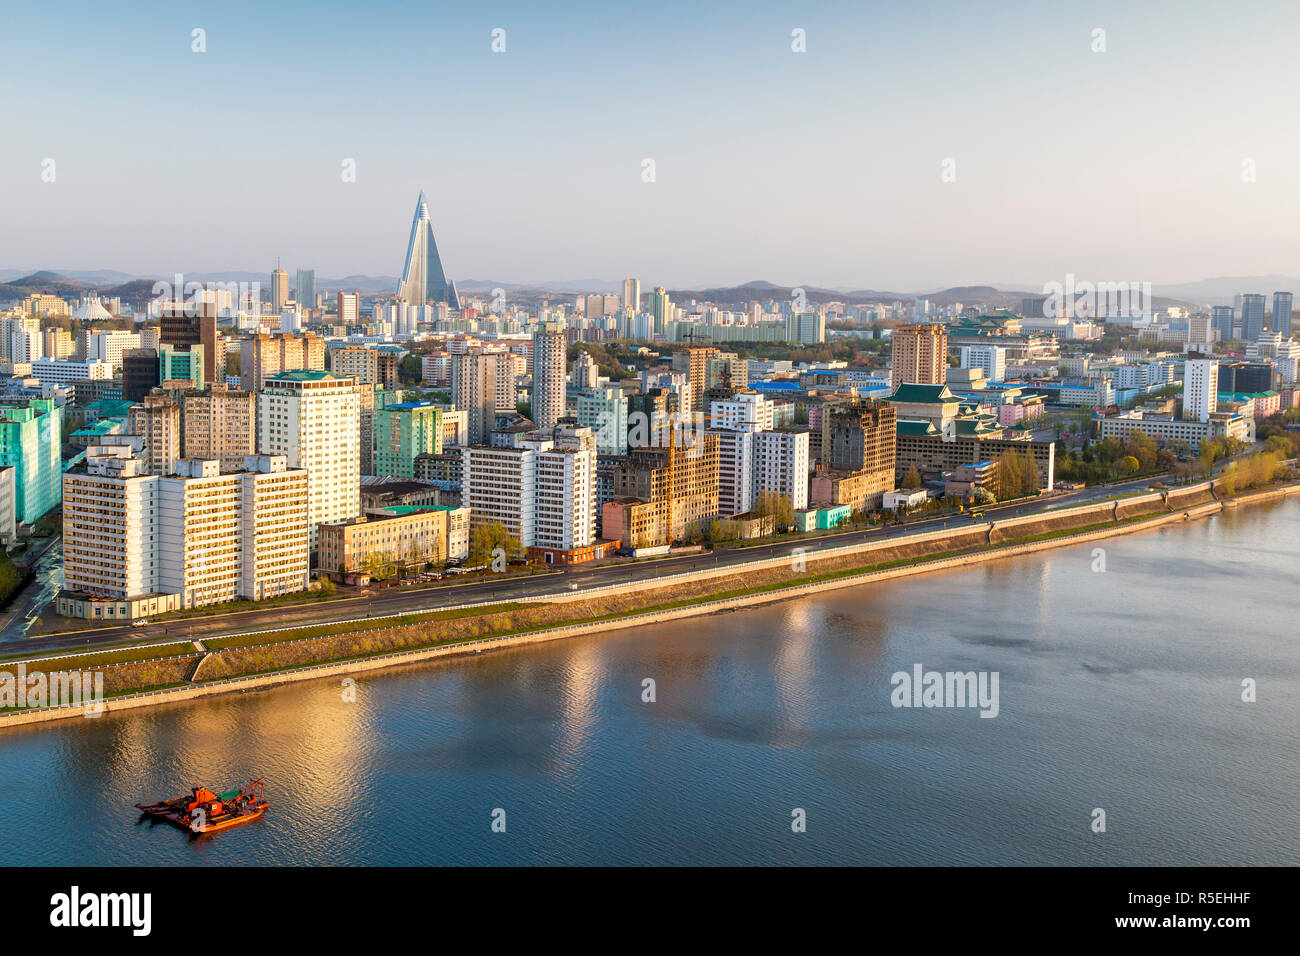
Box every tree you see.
[406,540,426,571]
[902,464,922,490]
[363,550,397,581]
[753,491,795,529]
[468,521,522,568]
[399,354,423,386]
[1119,455,1140,474]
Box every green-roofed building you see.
[70,417,126,448]
[84,399,135,422]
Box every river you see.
[1,499,1296,865]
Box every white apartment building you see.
[495,350,523,411]
[9,328,42,363]
[421,353,451,386]
[960,345,1007,382]
[460,424,597,558]
[753,430,809,510]
[571,351,599,389]
[239,454,312,600]
[709,391,774,432]
[30,358,113,386]
[257,370,361,547]
[84,330,142,370]
[534,430,597,553]
[460,444,538,545]
[1183,359,1218,423]
[712,428,757,516]
[157,458,243,607]
[59,449,309,619]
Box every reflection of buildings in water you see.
[773,602,817,730]
[551,643,604,774]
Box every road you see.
[6,473,1165,661]
[0,538,64,643]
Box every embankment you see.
[4,478,1298,728]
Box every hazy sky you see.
[3,0,1299,291]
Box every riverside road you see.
[5,475,1166,660]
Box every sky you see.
[3,0,1299,292]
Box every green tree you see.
[363,550,397,580]
[902,464,922,490]
[399,354,423,386]
[468,521,522,568]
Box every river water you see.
[1,500,1296,866]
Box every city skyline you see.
[4,1,1300,289]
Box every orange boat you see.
[136,777,268,834]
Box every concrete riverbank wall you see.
[5,480,1298,729]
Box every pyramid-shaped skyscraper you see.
[397,191,460,309]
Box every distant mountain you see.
[1152,275,1300,307]
[0,272,92,298]
[458,278,625,294]
[3,267,1281,312]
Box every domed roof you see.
[72,295,113,320]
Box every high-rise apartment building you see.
[451,349,498,444]
[127,393,181,476]
[257,371,361,547]
[1211,306,1234,343]
[959,345,1006,382]
[0,398,62,524]
[1272,291,1293,337]
[296,269,315,310]
[673,346,718,420]
[239,332,326,392]
[648,288,672,336]
[459,423,600,562]
[623,278,640,314]
[1240,294,1266,341]
[494,351,521,411]
[337,291,360,326]
[810,400,898,512]
[159,343,204,389]
[1183,360,1218,423]
[754,430,809,510]
[182,384,256,471]
[532,322,567,429]
[373,402,443,478]
[329,345,381,384]
[1186,314,1214,351]
[59,449,309,618]
[272,267,289,313]
[576,386,629,455]
[602,431,720,548]
[159,300,218,385]
[891,323,949,389]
